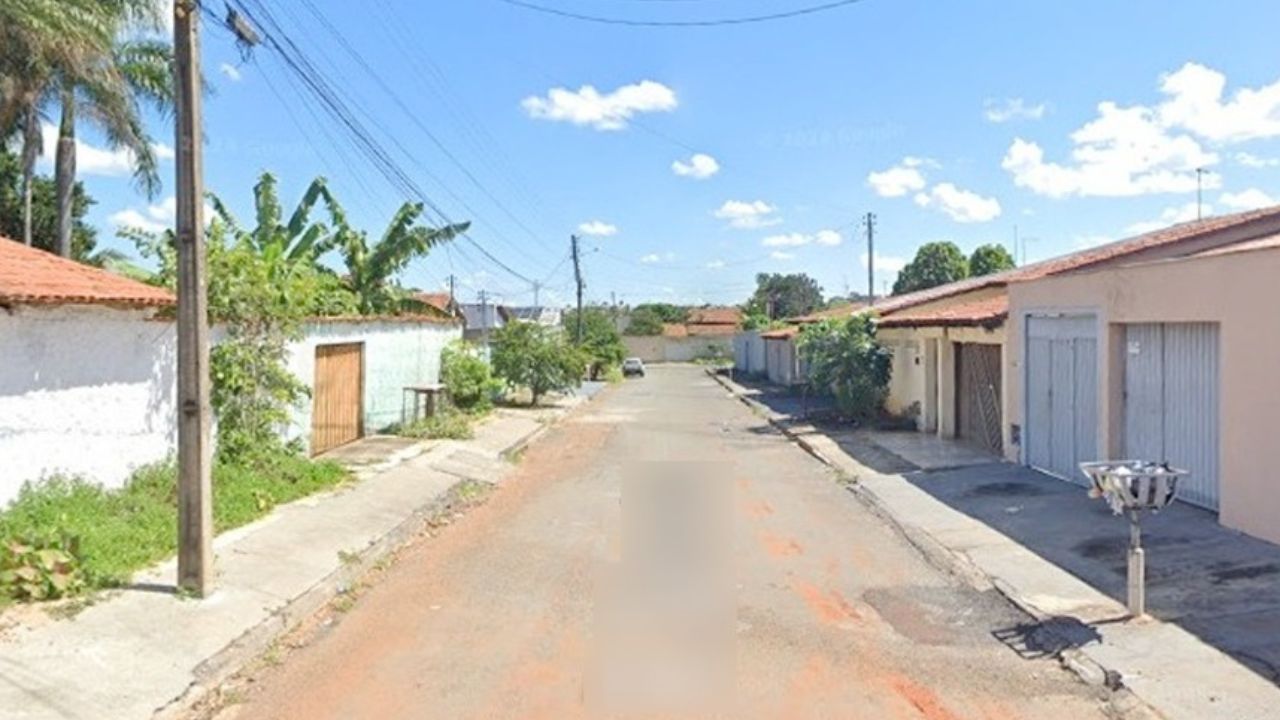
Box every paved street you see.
[220,365,1112,719]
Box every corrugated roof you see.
[0,237,174,308]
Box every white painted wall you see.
[623,335,732,363]
[285,319,462,449]
[734,331,768,375]
[0,305,177,505]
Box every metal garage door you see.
[1123,323,1220,511]
[1025,315,1097,483]
[956,343,1003,455]
[311,343,364,455]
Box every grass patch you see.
[394,406,487,441]
[0,451,348,601]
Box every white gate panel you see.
[1025,315,1098,483]
[1124,323,1220,511]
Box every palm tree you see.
[1,0,117,245]
[333,201,469,315]
[53,2,171,256]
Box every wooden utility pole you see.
[865,212,877,305]
[174,0,213,596]
[571,234,584,343]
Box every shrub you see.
[491,322,586,405]
[441,341,501,410]
[797,314,891,421]
[396,407,475,440]
[0,533,86,602]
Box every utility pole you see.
[532,280,541,309]
[571,234,584,343]
[479,289,490,346]
[865,212,877,305]
[447,274,456,316]
[174,0,213,597]
[1196,168,1209,220]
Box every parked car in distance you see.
[622,357,646,377]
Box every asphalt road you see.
[223,365,1113,719]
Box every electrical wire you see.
[492,0,868,27]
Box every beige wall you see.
[879,315,1006,442]
[623,335,733,363]
[1007,247,1280,544]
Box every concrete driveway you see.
[216,365,1116,719]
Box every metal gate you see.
[311,343,364,455]
[1123,323,1220,511]
[1025,315,1097,483]
[956,343,1003,454]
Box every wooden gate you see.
[956,343,1003,455]
[311,343,363,454]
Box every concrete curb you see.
[706,369,1162,717]
[154,389,602,719]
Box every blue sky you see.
[53,0,1280,307]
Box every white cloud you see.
[761,229,843,247]
[714,199,779,229]
[1219,188,1278,211]
[867,159,927,197]
[110,196,176,233]
[769,251,795,261]
[1236,152,1280,168]
[1127,202,1206,234]
[672,153,719,179]
[984,98,1047,123]
[860,252,907,273]
[1001,62,1280,198]
[578,220,618,237]
[639,252,675,264]
[38,123,174,177]
[219,62,242,82]
[1002,104,1218,198]
[814,229,842,246]
[705,259,725,269]
[1157,62,1280,142]
[521,80,677,131]
[913,183,1002,223]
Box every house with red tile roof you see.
[0,238,180,503]
[0,238,465,502]
[872,205,1280,466]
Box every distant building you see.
[507,305,562,328]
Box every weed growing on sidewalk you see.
[394,406,487,440]
[0,453,347,602]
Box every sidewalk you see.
[0,390,599,720]
[711,370,1280,720]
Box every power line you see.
[220,0,540,286]
[493,0,868,27]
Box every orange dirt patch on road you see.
[887,674,965,720]
[792,581,861,626]
[760,531,804,557]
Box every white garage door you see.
[1123,323,1220,511]
[1025,315,1098,484]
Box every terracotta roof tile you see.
[878,294,1008,328]
[760,326,800,340]
[790,303,868,323]
[0,237,174,308]
[661,323,688,338]
[687,323,738,337]
[875,205,1280,316]
[687,306,743,325]
[414,291,454,313]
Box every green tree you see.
[893,242,969,295]
[133,217,355,459]
[440,341,501,411]
[564,306,625,379]
[209,173,343,267]
[797,315,892,421]
[631,302,688,323]
[624,307,665,336]
[969,243,1016,277]
[490,322,585,406]
[747,273,823,319]
[0,146,98,260]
